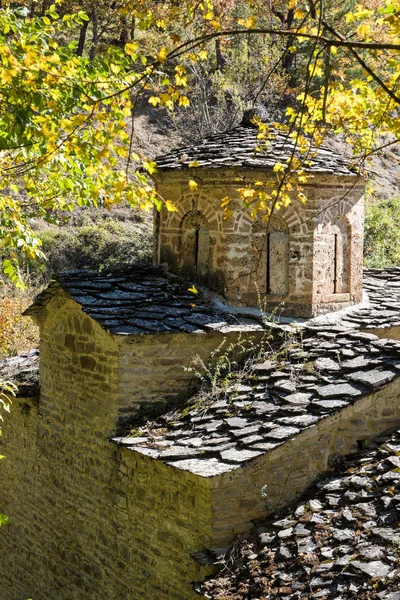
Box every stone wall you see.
[0,296,124,599]
[154,169,364,317]
[117,328,266,417]
[210,377,400,546]
[117,449,215,599]
[0,297,216,599]
[313,180,364,310]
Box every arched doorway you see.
[266,215,289,296]
[180,210,210,282]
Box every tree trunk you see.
[119,16,130,47]
[215,39,225,71]
[89,7,98,61]
[77,19,90,57]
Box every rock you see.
[294,523,312,537]
[219,448,263,463]
[167,458,238,476]
[259,532,276,545]
[277,415,319,427]
[159,446,202,459]
[274,380,297,393]
[315,357,341,371]
[351,560,391,578]
[331,528,354,541]
[340,356,373,370]
[312,399,349,409]
[264,426,300,440]
[357,544,384,560]
[316,383,363,398]
[281,392,313,405]
[348,369,396,389]
[309,499,323,511]
[276,545,293,560]
[278,527,294,539]
[224,417,249,428]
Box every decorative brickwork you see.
[154,169,364,316]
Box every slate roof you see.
[342,267,400,331]
[112,326,400,476]
[154,124,356,176]
[0,349,39,397]
[24,265,263,336]
[197,429,400,600]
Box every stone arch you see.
[266,215,289,296]
[179,210,210,282]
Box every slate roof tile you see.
[24,264,264,336]
[197,428,400,599]
[154,124,356,175]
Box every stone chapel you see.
[2,119,400,600]
[153,118,364,316]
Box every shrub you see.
[24,218,153,284]
[364,197,400,268]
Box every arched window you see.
[180,211,210,282]
[266,215,289,296]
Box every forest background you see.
[0,0,399,361]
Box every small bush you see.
[364,197,400,268]
[25,218,153,284]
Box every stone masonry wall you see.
[0,296,218,599]
[0,297,126,600]
[117,329,266,414]
[210,377,400,547]
[117,449,215,599]
[154,170,364,317]
[313,181,364,309]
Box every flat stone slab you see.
[281,392,313,405]
[316,383,362,398]
[220,448,263,463]
[168,458,238,476]
[348,369,396,389]
[351,560,391,578]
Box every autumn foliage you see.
[0,290,38,359]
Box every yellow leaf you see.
[204,11,214,20]
[221,196,230,207]
[198,50,208,61]
[357,23,370,38]
[125,42,139,56]
[189,160,199,167]
[175,64,186,76]
[148,96,161,106]
[188,285,198,294]
[179,95,190,107]
[157,47,168,63]
[330,45,338,55]
[188,179,198,191]
[165,200,177,212]
[294,9,305,19]
[273,162,286,172]
[245,16,256,28]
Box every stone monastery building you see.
[1,120,400,600]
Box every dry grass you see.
[0,287,39,359]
